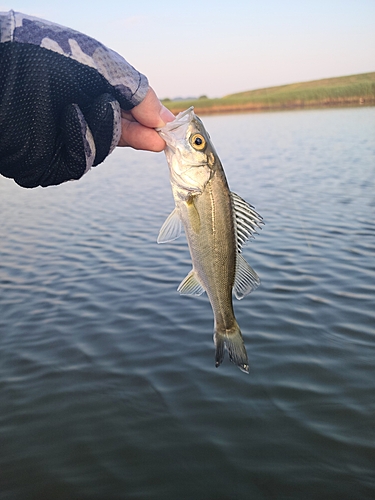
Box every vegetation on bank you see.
[162,72,375,114]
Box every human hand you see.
[0,11,175,188]
[118,88,175,152]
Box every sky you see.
[1,0,374,99]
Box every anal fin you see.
[177,270,205,296]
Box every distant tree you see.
[198,95,208,99]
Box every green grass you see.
[163,72,375,114]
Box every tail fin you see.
[214,322,249,374]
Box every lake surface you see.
[0,106,374,500]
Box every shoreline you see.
[162,72,375,116]
[164,97,375,116]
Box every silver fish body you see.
[157,107,263,373]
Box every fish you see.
[157,107,263,373]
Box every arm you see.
[0,10,174,188]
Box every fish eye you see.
[190,133,206,150]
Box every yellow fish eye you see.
[190,133,206,150]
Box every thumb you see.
[130,87,175,128]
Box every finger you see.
[130,87,175,128]
[85,94,121,165]
[118,118,166,152]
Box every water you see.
[0,106,374,500]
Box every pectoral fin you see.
[234,254,260,300]
[185,196,200,234]
[157,208,182,243]
[177,270,205,296]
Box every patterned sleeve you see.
[0,10,153,187]
[0,10,149,108]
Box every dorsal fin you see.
[231,192,263,253]
[234,254,260,299]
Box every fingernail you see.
[159,105,175,125]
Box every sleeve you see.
[0,10,150,188]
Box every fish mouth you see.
[173,106,194,121]
[156,106,194,133]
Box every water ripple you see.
[1,108,375,499]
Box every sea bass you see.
[157,107,263,373]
